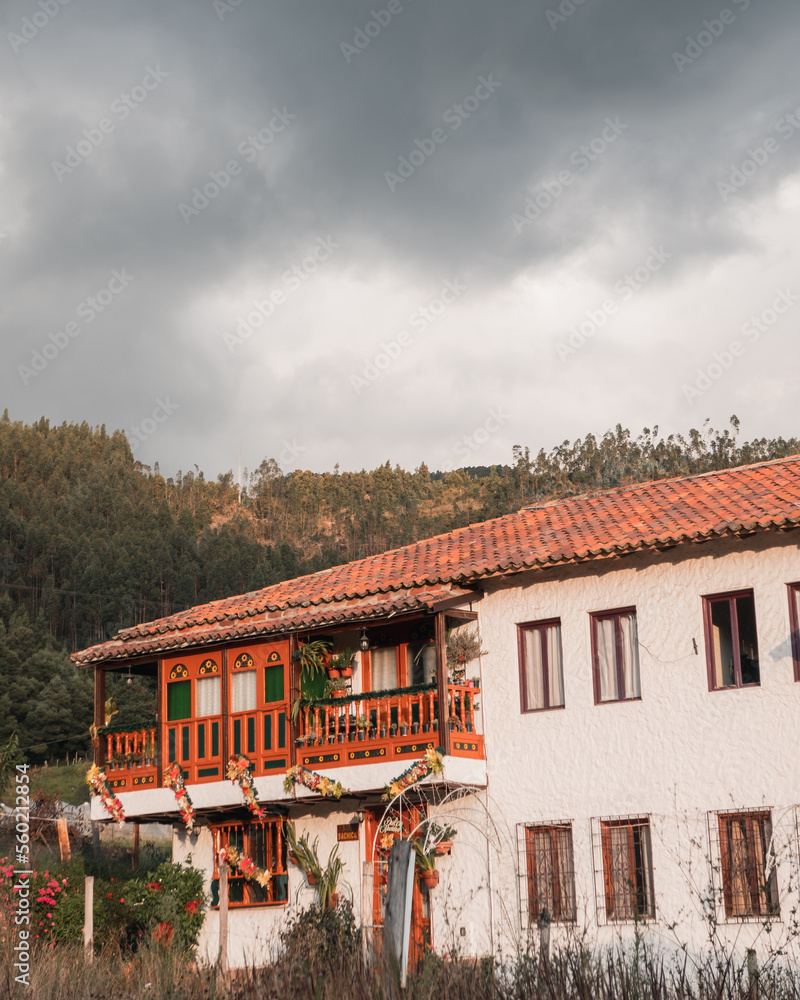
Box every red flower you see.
[184,900,200,915]
[146,882,163,891]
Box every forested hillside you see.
[1,409,797,762]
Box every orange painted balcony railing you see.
[102,727,159,791]
[296,683,484,769]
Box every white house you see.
[74,456,800,967]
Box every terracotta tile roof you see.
[73,456,800,666]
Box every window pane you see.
[524,629,545,710]
[735,595,760,684]
[407,643,436,686]
[595,618,619,701]
[546,626,565,708]
[619,613,640,699]
[264,664,285,703]
[232,671,257,713]
[197,676,221,717]
[710,600,735,687]
[601,819,654,921]
[167,680,191,721]
[371,648,398,690]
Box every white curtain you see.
[196,676,221,717]
[524,630,545,709]
[595,618,618,701]
[619,613,641,698]
[371,648,397,690]
[232,671,257,713]
[547,626,564,707]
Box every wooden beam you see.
[94,667,106,765]
[156,659,163,785]
[221,647,229,771]
[435,612,450,756]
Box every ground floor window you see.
[593,815,655,923]
[211,819,288,907]
[518,822,576,925]
[711,810,779,920]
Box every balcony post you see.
[434,612,451,756]
[155,658,163,785]
[93,665,106,766]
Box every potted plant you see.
[326,677,350,699]
[296,638,332,681]
[356,715,368,741]
[319,844,346,909]
[424,822,457,856]
[412,837,439,888]
[330,647,356,678]
[446,627,487,684]
[286,823,323,887]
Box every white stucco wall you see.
[477,530,800,959]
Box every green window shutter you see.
[211,721,219,757]
[233,719,241,755]
[264,714,272,750]
[167,680,191,721]
[264,665,285,703]
[300,669,326,701]
[247,717,255,753]
[278,712,286,748]
[198,723,206,759]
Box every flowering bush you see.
[86,764,126,824]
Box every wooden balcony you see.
[102,727,159,792]
[96,685,484,793]
[295,683,484,770]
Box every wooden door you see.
[365,804,432,969]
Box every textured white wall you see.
[477,530,800,957]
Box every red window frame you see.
[212,819,288,908]
[599,816,655,922]
[716,810,779,920]
[702,589,760,691]
[788,583,800,682]
[523,822,576,923]
[517,618,564,713]
[590,607,640,705]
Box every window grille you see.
[212,819,288,907]
[517,821,576,928]
[708,809,779,920]
[591,815,655,923]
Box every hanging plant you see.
[226,754,266,818]
[86,764,126,825]
[295,639,332,681]
[163,763,196,832]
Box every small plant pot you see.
[390,724,397,737]
[411,723,419,735]
[422,722,430,734]
[289,852,299,866]
[399,725,408,736]
[329,892,339,909]
[337,733,345,743]
[307,873,318,887]
[421,870,439,888]
[434,841,452,857]
[328,668,341,679]
[380,728,387,740]
[357,730,366,741]
[369,728,377,741]
[432,720,439,732]
[340,667,353,678]
[466,723,473,733]
[348,730,357,742]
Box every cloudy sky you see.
[2,0,799,478]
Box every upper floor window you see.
[703,590,759,690]
[789,584,800,682]
[591,608,640,704]
[518,619,564,712]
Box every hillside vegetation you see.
[0,409,797,762]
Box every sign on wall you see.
[337,824,360,842]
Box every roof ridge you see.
[521,454,800,510]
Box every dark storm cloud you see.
[1,0,799,473]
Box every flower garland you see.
[86,764,126,824]
[163,763,196,832]
[218,845,271,888]
[226,754,267,818]
[283,765,349,800]
[382,746,444,801]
